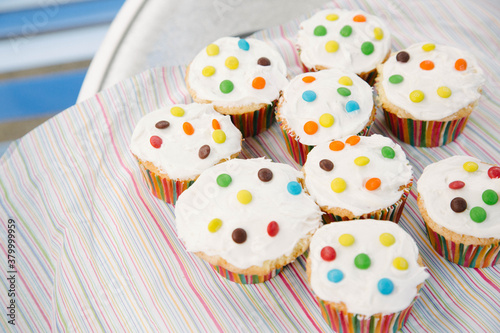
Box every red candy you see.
[488,166,500,179]
[267,221,279,237]
[321,246,336,261]
[449,181,465,190]
[150,135,162,148]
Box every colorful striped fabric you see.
[1,0,499,331]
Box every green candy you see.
[340,25,352,37]
[337,87,351,97]
[389,75,404,84]
[361,41,374,55]
[219,80,234,94]
[314,25,327,36]
[381,146,395,159]
[470,207,487,223]
[482,189,498,205]
[354,253,371,269]
[216,174,232,187]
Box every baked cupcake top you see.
[277,69,374,146]
[130,103,242,180]
[418,156,500,238]
[380,43,485,120]
[309,220,429,316]
[186,37,288,111]
[303,134,412,215]
[297,9,391,74]
[175,158,322,269]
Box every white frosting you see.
[309,220,429,316]
[187,37,288,108]
[381,43,485,120]
[303,134,412,215]
[130,103,242,180]
[297,9,391,74]
[175,158,322,269]
[278,69,374,146]
[418,156,500,238]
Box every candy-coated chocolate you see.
[314,25,327,36]
[319,113,334,127]
[345,100,360,112]
[267,221,279,237]
[449,181,465,189]
[155,120,170,129]
[325,40,339,53]
[339,233,355,246]
[450,197,467,213]
[183,122,194,135]
[232,228,247,243]
[482,189,498,205]
[381,146,395,159]
[319,159,334,171]
[150,135,162,148]
[258,168,273,182]
[354,253,371,269]
[237,190,252,204]
[287,181,302,195]
[379,233,395,246]
[377,278,394,295]
[170,106,185,117]
[216,173,232,187]
[331,178,347,193]
[208,218,222,233]
[470,207,486,223]
[198,145,211,159]
[327,269,344,283]
[302,90,317,102]
[321,246,336,261]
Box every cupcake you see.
[303,134,413,223]
[276,69,376,165]
[130,103,242,205]
[186,37,288,137]
[307,220,429,333]
[175,158,322,284]
[417,156,500,267]
[375,43,485,147]
[297,9,391,84]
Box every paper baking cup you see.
[137,159,194,205]
[210,264,282,284]
[383,110,469,147]
[230,103,275,137]
[322,182,412,224]
[425,223,500,268]
[317,296,418,333]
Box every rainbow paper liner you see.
[137,159,194,206]
[317,296,418,333]
[229,102,275,137]
[322,182,412,224]
[383,110,469,147]
[425,223,500,268]
[210,264,282,284]
[279,123,373,166]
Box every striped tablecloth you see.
[1,0,499,332]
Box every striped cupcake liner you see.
[317,296,418,333]
[229,102,275,137]
[210,264,282,284]
[425,223,500,268]
[383,110,469,147]
[137,159,194,206]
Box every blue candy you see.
[287,181,302,195]
[302,90,317,102]
[377,278,394,295]
[238,39,250,51]
[345,100,360,112]
[327,269,344,283]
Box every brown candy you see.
[319,159,334,171]
[232,228,247,244]
[198,145,211,159]
[257,57,271,66]
[155,120,170,129]
[450,197,467,213]
[396,51,410,63]
[258,168,273,182]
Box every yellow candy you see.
[319,113,334,127]
[325,40,339,53]
[422,43,435,52]
[354,156,370,166]
[202,66,215,77]
[374,27,384,40]
[393,257,409,270]
[237,190,252,204]
[206,44,219,56]
[437,86,452,98]
[225,56,239,70]
[326,13,339,21]
[170,106,185,117]
[379,233,395,247]
[338,76,353,86]
[463,161,478,172]
[212,129,226,144]
[339,234,355,247]
[331,178,346,193]
[208,218,222,233]
[409,90,425,103]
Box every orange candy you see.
[420,60,434,70]
[212,119,220,130]
[346,135,360,146]
[252,77,266,89]
[302,76,316,83]
[353,14,366,22]
[183,122,194,135]
[329,141,345,151]
[304,121,318,135]
[455,58,467,71]
[365,178,381,191]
